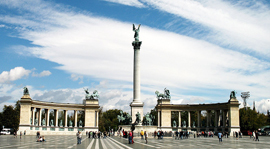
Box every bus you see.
[0,128,11,135]
[258,125,270,135]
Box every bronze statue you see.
[133,24,141,41]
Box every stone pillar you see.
[96,111,99,127]
[197,111,200,127]
[188,111,191,128]
[206,110,209,127]
[222,110,226,127]
[130,41,144,124]
[32,107,35,125]
[54,109,58,127]
[64,110,67,127]
[179,111,181,127]
[38,108,42,126]
[46,109,50,126]
[214,110,218,127]
[158,110,160,127]
[74,110,78,127]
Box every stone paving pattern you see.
[0,135,269,149]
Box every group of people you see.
[36,131,46,142]
[140,130,149,143]
[86,131,110,139]
[174,131,192,139]
[251,130,260,141]
[154,130,164,139]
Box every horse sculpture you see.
[155,88,171,99]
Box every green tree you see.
[240,107,268,131]
[99,109,121,132]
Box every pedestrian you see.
[76,131,80,144]
[132,131,134,144]
[145,131,148,144]
[218,131,223,143]
[235,131,238,140]
[128,131,132,144]
[255,130,259,141]
[24,130,26,135]
[141,130,144,140]
[253,131,256,141]
[175,131,178,140]
[20,131,22,139]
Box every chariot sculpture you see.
[155,88,171,99]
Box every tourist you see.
[154,131,157,139]
[42,136,46,142]
[255,130,259,141]
[24,130,26,135]
[132,131,134,144]
[145,131,148,144]
[20,131,22,139]
[175,130,178,140]
[253,130,256,141]
[76,131,80,144]
[37,136,43,142]
[128,131,132,144]
[218,131,223,143]
[140,130,144,140]
[235,131,238,140]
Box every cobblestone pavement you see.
[0,135,268,149]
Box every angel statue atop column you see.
[133,24,141,41]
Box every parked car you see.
[0,128,11,135]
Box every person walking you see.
[128,131,132,144]
[255,130,259,141]
[20,131,22,139]
[140,130,144,140]
[253,131,256,141]
[76,131,80,144]
[145,131,148,144]
[218,131,223,143]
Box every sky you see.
[0,0,270,115]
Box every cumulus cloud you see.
[256,99,270,114]
[32,70,51,77]
[0,67,31,83]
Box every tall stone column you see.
[158,110,160,127]
[197,111,200,128]
[46,109,50,126]
[74,110,78,127]
[54,109,58,127]
[188,111,191,128]
[64,110,67,127]
[130,40,144,124]
[96,111,99,127]
[179,111,181,127]
[38,108,42,126]
[32,107,35,125]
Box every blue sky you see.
[0,0,270,114]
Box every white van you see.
[0,128,11,135]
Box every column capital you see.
[132,41,142,49]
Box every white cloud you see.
[32,70,51,77]
[70,74,83,84]
[0,0,270,113]
[256,99,270,114]
[141,0,270,56]
[104,0,145,8]
[0,67,31,83]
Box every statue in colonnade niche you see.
[182,120,186,127]
[173,120,177,127]
[192,121,195,128]
[59,120,63,127]
[69,120,73,127]
[50,119,54,126]
[30,118,32,124]
[35,118,38,125]
[42,119,45,126]
[79,120,83,127]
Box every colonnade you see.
[18,94,100,135]
[156,97,240,136]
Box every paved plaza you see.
[0,135,268,149]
